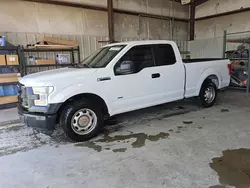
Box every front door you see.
[110,45,158,114]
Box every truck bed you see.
[183,59,231,98]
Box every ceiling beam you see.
[107,0,114,43]
[196,7,250,21]
[22,0,107,11]
[190,1,195,40]
[170,0,182,3]
[189,0,209,40]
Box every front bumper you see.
[19,112,57,130]
[18,103,62,131]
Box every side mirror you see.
[116,60,135,75]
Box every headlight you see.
[32,87,54,106]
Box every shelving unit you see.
[0,46,19,51]
[0,37,82,109]
[223,30,250,92]
[0,45,21,109]
[25,64,73,68]
[22,46,81,75]
[0,46,22,74]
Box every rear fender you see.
[195,69,221,96]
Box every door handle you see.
[97,77,111,82]
[152,73,160,79]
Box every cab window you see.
[114,45,155,76]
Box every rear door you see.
[151,44,185,102]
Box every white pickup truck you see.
[18,40,231,141]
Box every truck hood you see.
[20,68,98,86]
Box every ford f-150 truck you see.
[18,40,231,141]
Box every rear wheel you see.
[59,100,103,142]
[199,81,217,108]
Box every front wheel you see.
[199,81,217,108]
[59,100,104,142]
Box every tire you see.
[199,81,218,108]
[59,99,104,142]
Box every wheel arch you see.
[196,69,221,96]
[203,75,219,88]
[56,93,110,123]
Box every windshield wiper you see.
[73,64,92,68]
[83,64,92,68]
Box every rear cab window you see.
[153,44,176,66]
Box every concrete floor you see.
[0,90,250,188]
[0,107,19,125]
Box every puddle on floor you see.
[105,118,119,126]
[183,121,193,125]
[147,132,169,142]
[178,106,185,110]
[210,148,250,188]
[112,148,127,153]
[208,185,226,188]
[75,141,102,152]
[97,132,169,148]
[75,132,169,152]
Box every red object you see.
[231,61,240,67]
[228,64,232,76]
[242,80,248,86]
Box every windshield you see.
[79,45,126,68]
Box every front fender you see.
[48,84,112,113]
[195,68,221,96]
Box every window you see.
[114,45,154,75]
[153,44,176,66]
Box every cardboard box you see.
[0,55,6,65]
[35,60,56,65]
[6,55,19,65]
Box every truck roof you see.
[104,40,175,47]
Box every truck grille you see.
[18,83,34,109]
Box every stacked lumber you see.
[0,96,18,105]
[27,37,79,49]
